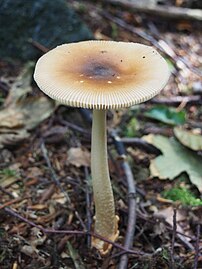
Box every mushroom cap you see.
[34,40,170,109]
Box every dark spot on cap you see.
[83,63,118,80]
[101,50,107,53]
[120,60,123,62]
[142,56,145,58]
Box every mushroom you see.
[34,40,170,255]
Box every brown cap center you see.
[83,62,118,80]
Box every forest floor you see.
[0,0,202,268]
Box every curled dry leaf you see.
[0,63,56,148]
[0,129,30,148]
[21,245,38,258]
[52,192,67,205]
[154,206,193,247]
[26,167,43,179]
[67,147,90,167]
[4,62,34,106]
[154,206,185,233]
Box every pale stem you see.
[91,109,117,247]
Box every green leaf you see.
[144,105,186,125]
[174,127,202,151]
[124,117,140,137]
[143,134,202,193]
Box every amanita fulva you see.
[34,41,170,254]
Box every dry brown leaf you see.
[26,167,43,179]
[0,129,30,148]
[0,63,55,148]
[0,109,24,128]
[154,206,185,234]
[27,204,48,210]
[0,176,19,188]
[52,192,67,204]
[36,212,59,224]
[21,245,38,258]
[67,147,90,167]
[0,163,21,188]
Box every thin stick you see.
[107,0,202,21]
[150,95,202,106]
[193,224,201,269]
[119,161,136,269]
[0,197,29,210]
[120,137,162,155]
[3,207,146,256]
[176,231,195,251]
[59,118,90,137]
[84,166,92,248]
[170,208,177,269]
[29,39,49,53]
[111,131,137,269]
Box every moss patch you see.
[163,186,202,206]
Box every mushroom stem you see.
[91,109,119,255]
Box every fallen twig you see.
[3,207,147,257]
[170,208,177,269]
[39,184,56,204]
[84,166,92,249]
[150,95,202,106]
[120,137,162,155]
[59,118,90,137]
[176,231,195,251]
[106,0,202,21]
[44,121,163,154]
[29,39,49,53]
[193,224,201,269]
[111,131,137,269]
[0,197,29,210]
[142,126,173,137]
